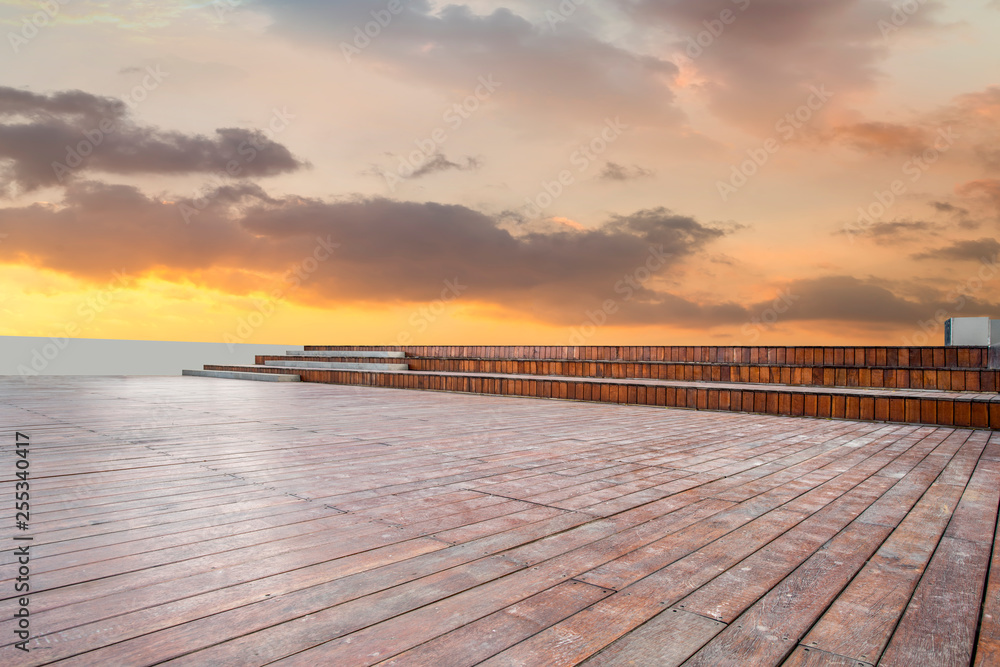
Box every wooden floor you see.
[2,376,999,666]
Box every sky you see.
[0,0,999,347]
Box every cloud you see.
[410,153,481,179]
[257,0,681,124]
[3,179,994,330]
[235,201,729,312]
[826,121,930,155]
[950,86,1000,124]
[913,238,1000,261]
[824,86,1000,169]
[0,86,306,193]
[854,219,939,244]
[618,0,946,132]
[752,276,925,323]
[931,201,968,215]
[747,275,999,325]
[0,86,126,122]
[957,179,1000,217]
[0,181,734,319]
[599,161,656,181]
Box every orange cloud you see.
[826,122,930,155]
[957,179,1000,210]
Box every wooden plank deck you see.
[1,375,998,666]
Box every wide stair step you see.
[193,345,1000,430]
[394,357,999,392]
[285,350,405,359]
[306,345,1000,368]
[264,360,408,371]
[182,369,300,382]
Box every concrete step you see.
[183,369,300,382]
[263,360,408,371]
[286,350,405,359]
[202,365,1000,429]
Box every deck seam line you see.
[465,490,594,513]
[793,644,875,666]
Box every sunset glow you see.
[2,0,999,346]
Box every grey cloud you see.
[913,238,1000,262]
[0,183,730,319]
[619,0,945,132]
[763,276,928,323]
[746,275,1000,326]
[599,161,655,181]
[236,202,728,307]
[0,87,126,123]
[257,0,681,124]
[0,86,306,193]
[410,153,481,179]
[4,179,993,330]
[932,201,968,215]
[848,220,939,245]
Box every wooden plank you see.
[377,581,612,666]
[879,537,991,666]
[680,520,894,665]
[797,469,975,663]
[276,581,614,666]
[976,502,1000,665]
[73,553,526,666]
[160,497,739,666]
[3,496,522,593]
[977,449,1000,665]
[943,458,1000,545]
[579,608,725,666]
[676,475,896,623]
[477,508,809,666]
[9,512,591,663]
[432,505,567,544]
[575,505,771,591]
[783,646,874,666]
